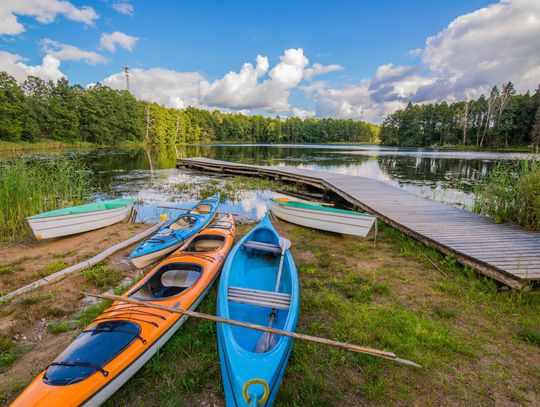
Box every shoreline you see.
[0,139,535,154]
[1,219,538,405]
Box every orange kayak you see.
[12,215,236,407]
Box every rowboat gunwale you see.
[27,198,134,219]
[269,198,376,238]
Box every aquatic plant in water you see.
[0,157,93,241]
[474,160,540,230]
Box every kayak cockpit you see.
[184,234,226,252]
[168,215,198,231]
[189,203,212,215]
[130,263,203,299]
[43,320,141,385]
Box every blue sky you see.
[1,1,539,122]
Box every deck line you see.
[177,157,540,290]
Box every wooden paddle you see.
[157,206,241,217]
[81,292,422,368]
[255,236,291,353]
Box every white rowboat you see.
[27,198,134,240]
[269,198,376,237]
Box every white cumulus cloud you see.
[102,48,337,114]
[291,107,316,119]
[99,31,139,52]
[303,63,344,80]
[112,1,134,16]
[421,0,540,98]
[41,39,108,65]
[309,0,540,122]
[0,0,98,35]
[0,50,65,82]
[103,68,207,108]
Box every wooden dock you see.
[177,157,540,290]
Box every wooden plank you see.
[178,158,540,289]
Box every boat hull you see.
[27,205,133,240]
[82,273,217,406]
[269,199,376,237]
[129,241,183,269]
[12,215,235,407]
[129,194,220,268]
[217,214,299,406]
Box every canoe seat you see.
[242,241,281,254]
[228,286,290,310]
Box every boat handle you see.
[243,378,269,405]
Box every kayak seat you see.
[161,269,201,288]
[190,204,212,215]
[228,286,290,310]
[242,241,281,254]
[169,216,196,231]
[130,263,203,299]
[184,235,226,252]
[194,239,223,251]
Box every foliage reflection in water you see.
[4,144,536,223]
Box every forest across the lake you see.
[0,72,377,146]
[380,82,540,150]
[1,72,539,150]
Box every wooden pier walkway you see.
[177,157,540,290]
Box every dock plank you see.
[178,157,540,290]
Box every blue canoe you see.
[217,213,299,407]
[129,194,220,268]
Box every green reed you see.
[474,160,540,230]
[0,157,93,241]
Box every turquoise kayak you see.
[128,194,220,268]
[217,213,299,406]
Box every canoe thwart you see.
[228,286,291,310]
[242,240,281,254]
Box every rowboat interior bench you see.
[130,263,202,299]
[242,240,281,254]
[227,286,291,310]
[227,239,291,309]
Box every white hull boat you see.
[269,198,376,237]
[27,198,134,240]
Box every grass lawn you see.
[99,221,540,406]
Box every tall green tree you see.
[0,72,25,141]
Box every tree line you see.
[0,72,377,145]
[379,82,540,150]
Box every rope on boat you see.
[0,221,166,304]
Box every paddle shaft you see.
[82,292,421,368]
[263,242,288,351]
[157,206,241,216]
[274,250,286,292]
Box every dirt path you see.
[0,222,149,402]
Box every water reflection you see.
[4,144,535,222]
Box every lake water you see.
[5,144,537,223]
